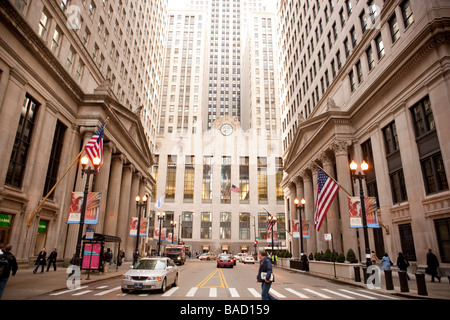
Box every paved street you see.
[7,259,413,301]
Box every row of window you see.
[148,211,286,241]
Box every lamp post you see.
[157,211,165,256]
[170,220,177,244]
[72,155,100,267]
[267,215,277,255]
[350,160,371,267]
[294,198,306,258]
[134,194,147,265]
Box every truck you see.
[164,245,186,265]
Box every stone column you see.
[302,169,316,255]
[333,140,358,255]
[116,163,134,248]
[294,176,304,257]
[321,151,341,253]
[92,141,115,234]
[126,172,142,261]
[103,154,125,236]
[288,182,299,258]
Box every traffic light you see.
[254,240,258,246]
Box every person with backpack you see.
[0,244,18,299]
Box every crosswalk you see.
[49,284,400,300]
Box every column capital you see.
[293,175,303,185]
[332,140,352,157]
[79,126,97,138]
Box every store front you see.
[0,213,13,246]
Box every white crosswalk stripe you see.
[186,287,198,297]
[209,288,217,297]
[248,288,261,297]
[322,288,355,299]
[228,288,240,297]
[72,290,93,296]
[269,288,286,298]
[94,286,121,296]
[357,289,400,300]
[162,287,180,297]
[339,289,377,299]
[50,286,89,296]
[285,288,310,298]
[303,288,332,299]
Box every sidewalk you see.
[1,261,132,300]
[278,264,450,300]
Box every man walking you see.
[256,250,277,300]
[0,244,18,299]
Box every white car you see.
[121,257,178,293]
[235,253,245,262]
[243,255,255,264]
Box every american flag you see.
[84,121,107,172]
[267,212,274,231]
[231,184,240,193]
[314,168,340,231]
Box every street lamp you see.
[72,155,100,267]
[157,211,165,256]
[134,194,148,265]
[350,160,371,267]
[170,220,177,244]
[294,198,306,258]
[267,215,277,255]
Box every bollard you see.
[384,269,394,290]
[362,267,369,284]
[415,273,428,296]
[354,266,361,282]
[398,271,409,292]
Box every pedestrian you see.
[256,250,277,300]
[272,252,277,266]
[103,248,112,274]
[46,248,58,272]
[33,248,47,274]
[426,248,441,283]
[0,244,18,299]
[380,253,392,270]
[370,251,380,265]
[396,252,410,280]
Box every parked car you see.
[243,255,255,264]
[121,257,178,293]
[199,252,217,261]
[235,253,245,262]
[217,254,234,268]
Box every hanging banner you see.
[153,227,166,241]
[130,217,148,237]
[67,192,101,224]
[267,229,278,243]
[348,196,379,228]
[292,220,300,239]
[302,220,311,239]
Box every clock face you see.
[220,124,233,136]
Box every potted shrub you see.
[346,249,358,263]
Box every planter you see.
[309,260,362,281]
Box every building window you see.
[375,33,385,60]
[349,69,355,92]
[389,14,400,43]
[239,156,249,202]
[6,95,40,188]
[43,120,67,199]
[183,155,195,201]
[165,155,177,201]
[258,212,267,239]
[277,213,286,240]
[202,156,213,201]
[435,218,450,263]
[39,9,50,39]
[275,157,284,203]
[51,26,62,55]
[257,157,267,202]
[411,96,447,194]
[221,156,231,203]
[401,0,414,29]
[201,212,212,239]
[220,212,231,240]
[366,45,374,71]
[181,211,193,239]
[239,212,250,240]
[151,155,159,203]
[398,223,417,261]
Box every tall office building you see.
[0,0,166,264]
[151,0,285,255]
[279,0,450,272]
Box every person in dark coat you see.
[33,248,47,274]
[46,248,57,272]
[396,252,410,280]
[426,248,441,282]
[256,250,277,300]
[0,244,18,299]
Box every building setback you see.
[0,0,166,265]
[278,0,450,272]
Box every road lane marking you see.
[248,288,260,297]
[322,288,355,299]
[357,289,399,300]
[303,288,332,299]
[209,288,217,297]
[94,286,121,296]
[72,290,92,296]
[162,287,179,297]
[269,289,286,298]
[228,288,240,297]
[285,288,309,299]
[50,286,89,296]
[339,289,377,299]
[186,287,198,297]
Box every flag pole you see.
[26,117,110,227]
[263,207,292,237]
[313,162,352,197]
[26,149,84,227]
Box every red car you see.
[217,254,234,268]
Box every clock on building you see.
[220,123,233,136]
